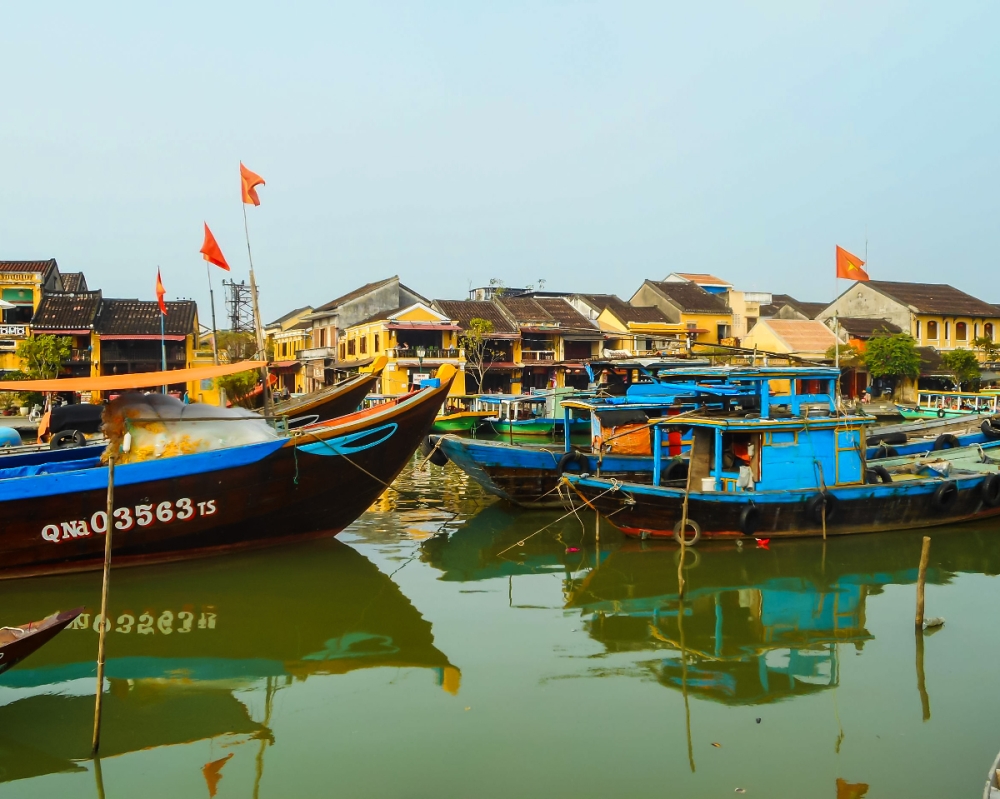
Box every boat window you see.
[927,321,938,340]
[720,432,762,481]
[956,322,967,341]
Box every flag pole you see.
[241,201,273,418]
[206,262,220,366]
[160,309,167,395]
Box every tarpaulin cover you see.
[0,361,266,393]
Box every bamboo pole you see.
[677,439,696,600]
[915,536,931,627]
[915,627,931,721]
[91,454,115,756]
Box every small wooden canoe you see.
[984,746,1000,798]
[0,608,83,675]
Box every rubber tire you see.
[673,518,701,546]
[807,492,838,525]
[933,434,960,451]
[931,481,958,512]
[982,420,1000,440]
[664,459,689,482]
[557,450,589,473]
[50,430,86,450]
[873,444,898,459]
[870,465,893,484]
[869,432,907,446]
[420,437,449,467]
[739,503,761,536]
[981,473,1000,507]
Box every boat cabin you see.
[914,391,999,414]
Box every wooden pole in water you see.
[915,536,931,628]
[915,627,931,721]
[92,454,115,756]
[677,439,696,600]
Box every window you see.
[927,321,938,339]
[360,336,367,354]
[347,339,355,356]
[915,320,921,339]
[339,343,346,360]
[374,334,380,352]
[987,323,995,342]
[956,322,967,341]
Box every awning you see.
[33,329,91,335]
[0,360,266,392]
[100,334,186,341]
[271,360,300,370]
[388,322,462,331]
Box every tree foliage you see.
[16,335,72,380]
[973,335,999,361]
[825,344,863,369]
[461,317,496,392]
[863,333,921,381]
[941,348,981,390]
[217,370,259,408]
[216,330,260,363]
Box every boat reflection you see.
[0,538,457,785]
[567,527,1000,705]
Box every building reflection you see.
[0,538,457,786]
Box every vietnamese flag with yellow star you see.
[836,245,869,281]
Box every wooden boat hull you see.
[0,380,451,579]
[0,608,82,675]
[435,434,681,508]
[896,406,976,420]
[271,372,377,424]
[566,472,1000,540]
[430,412,491,433]
[487,418,589,437]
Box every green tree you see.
[973,335,999,362]
[825,343,863,369]
[460,317,496,393]
[217,370,259,408]
[863,333,921,390]
[16,335,72,380]
[941,348,981,390]
[216,330,259,363]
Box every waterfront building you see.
[264,305,313,394]
[569,294,680,356]
[740,318,839,362]
[661,273,772,341]
[432,299,522,393]
[628,279,734,346]
[300,276,426,391]
[759,294,828,321]
[818,280,1000,354]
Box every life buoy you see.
[932,434,960,451]
[865,465,893,484]
[980,473,1000,507]
[807,492,838,525]
[673,518,701,546]
[664,459,689,482]
[739,503,761,535]
[937,409,946,418]
[981,420,1000,440]
[931,481,958,512]
[50,430,86,450]
[419,437,449,467]
[557,450,589,473]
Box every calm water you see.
[2,461,1000,798]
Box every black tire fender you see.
[739,503,761,536]
[673,518,701,546]
[931,480,958,512]
[933,434,960,451]
[937,409,946,418]
[664,459,689,482]
[873,444,898,459]
[50,430,86,450]
[420,437,449,467]
[869,465,893,484]
[869,432,907,446]
[981,473,1000,507]
[807,491,838,525]
[557,450,589,473]
[982,420,1000,440]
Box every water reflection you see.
[0,539,456,786]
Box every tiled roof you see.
[864,280,998,317]
[288,319,313,331]
[31,291,103,330]
[532,297,597,329]
[573,294,618,313]
[267,305,312,327]
[601,297,669,324]
[97,299,197,337]
[314,277,398,313]
[60,273,88,292]
[0,259,57,275]
[498,296,553,324]
[836,317,902,338]
[670,272,733,287]
[917,346,946,374]
[432,300,518,333]
[761,294,826,319]
[761,319,838,354]
[352,305,408,327]
[646,281,731,314]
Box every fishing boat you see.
[565,371,1000,543]
[270,357,386,426]
[896,390,1000,420]
[0,361,454,578]
[0,608,82,675]
[984,746,1000,799]
[480,394,590,437]
[430,395,493,434]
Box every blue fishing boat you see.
[478,393,591,437]
[565,371,1000,543]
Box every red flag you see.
[240,162,265,206]
[156,268,168,315]
[200,223,231,271]
[836,245,869,281]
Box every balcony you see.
[65,348,92,364]
[522,350,556,362]
[387,347,462,359]
[0,325,28,338]
[298,346,336,361]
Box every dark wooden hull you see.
[0,381,451,578]
[567,473,1000,540]
[272,372,377,424]
[0,608,82,674]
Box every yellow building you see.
[339,302,469,396]
[571,294,685,355]
[265,306,313,394]
[0,259,66,374]
[818,280,1000,358]
[629,280,734,346]
[740,319,839,361]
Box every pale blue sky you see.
[2,1,997,322]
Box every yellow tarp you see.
[0,361,267,393]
